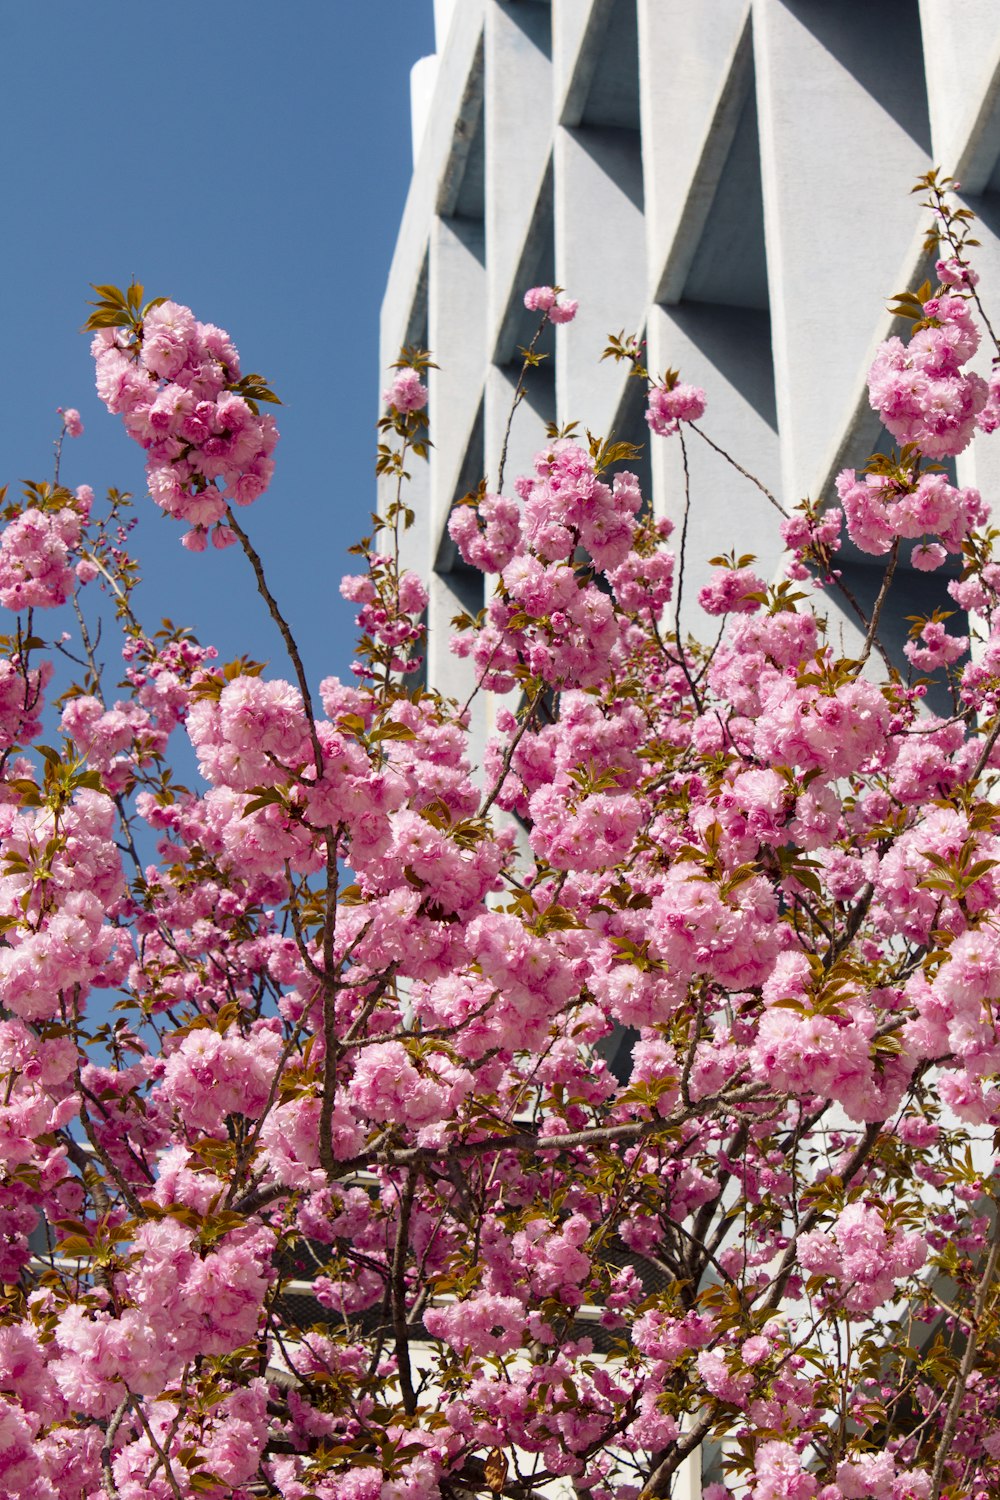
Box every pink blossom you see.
[646,382,706,436]
[524,285,558,313]
[423,1291,526,1355]
[911,541,947,570]
[836,1451,896,1499]
[937,256,978,289]
[347,1040,470,1130]
[548,294,578,323]
[867,296,987,457]
[698,565,765,616]
[753,1441,817,1500]
[92,301,280,533]
[523,285,578,322]
[697,1347,753,1405]
[0,506,81,610]
[383,368,429,412]
[904,618,967,672]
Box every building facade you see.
[379,7,1000,1492]
[382,0,1000,729]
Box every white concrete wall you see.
[378,14,1000,1464]
[382,0,1000,729]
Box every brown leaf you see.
[484,1449,508,1493]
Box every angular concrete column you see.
[484,1,553,360]
[637,0,750,306]
[429,215,487,543]
[754,0,932,503]
[553,0,615,124]
[554,121,646,436]
[919,0,1000,177]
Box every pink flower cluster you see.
[529,784,642,871]
[347,1040,471,1134]
[836,467,986,561]
[903,616,968,672]
[751,1002,887,1122]
[697,563,765,616]
[650,866,781,992]
[518,441,642,571]
[512,1213,592,1304]
[0,788,123,1022]
[341,561,428,674]
[780,502,843,583]
[187,673,312,790]
[0,492,89,611]
[383,368,429,412]
[158,1022,284,1134]
[868,292,987,456]
[463,911,577,1051]
[449,443,643,580]
[92,299,278,548]
[0,656,52,749]
[450,442,651,691]
[646,381,706,436]
[101,1218,273,1387]
[60,692,167,796]
[447,492,521,573]
[609,533,675,617]
[523,285,578,323]
[752,675,891,781]
[423,1291,526,1355]
[464,556,619,692]
[799,1201,927,1312]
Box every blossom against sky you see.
[0,3,435,687]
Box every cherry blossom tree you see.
[2,173,1000,1500]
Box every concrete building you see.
[374,8,1000,1488]
[378,9,1000,1491]
[381,0,1000,727]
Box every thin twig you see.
[673,429,703,713]
[317,828,344,1180]
[76,1079,147,1216]
[225,505,323,775]
[831,571,894,672]
[825,881,875,970]
[933,181,1000,358]
[689,421,788,518]
[930,1204,1000,1499]
[970,713,1000,784]
[856,538,899,672]
[128,1392,184,1500]
[679,986,706,1106]
[497,314,547,493]
[478,686,542,819]
[691,420,897,674]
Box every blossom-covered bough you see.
[3,176,1000,1498]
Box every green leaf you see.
[369,721,417,743]
[90,283,127,304]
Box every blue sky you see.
[0,4,436,695]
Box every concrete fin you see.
[755,0,932,503]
